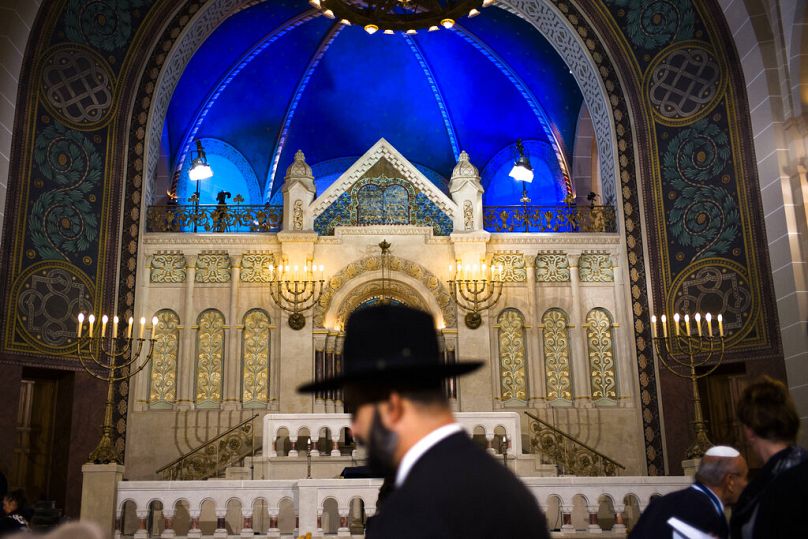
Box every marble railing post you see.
[161,509,175,538]
[133,510,149,539]
[288,433,299,457]
[240,510,254,538]
[310,432,320,457]
[223,254,242,410]
[316,510,324,536]
[178,254,197,410]
[114,513,122,539]
[561,505,574,533]
[187,511,201,539]
[268,509,280,538]
[337,508,351,537]
[213,509,227,538]
[568,254,591,406]
[485,433,496,455]
[331,431,341,456]
[613,504,626,534]
[587,506,603,533]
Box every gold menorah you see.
[447,262,504,329]
[76,313,158,463]
[267,262,325,330]
[650,311,726,459]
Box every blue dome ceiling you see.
[165,0,584,206]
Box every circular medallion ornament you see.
[13,261,95,350]
[64,0,133,52]
[41,45,115,128]
[647,43,724,125]
[288,312,306,330]
[666,258,757,346]
[465,311,482,330]
[624,0,695,50]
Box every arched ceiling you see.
[165,0,583,203]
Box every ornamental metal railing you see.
[525,411,625,477]
[483,205,617,233]
[155,414,260,480]
[146,204,283,233]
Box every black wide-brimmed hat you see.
[297,304,482,394]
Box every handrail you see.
[524,411,625,475]
[155,414,260,478]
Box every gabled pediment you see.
[311,139,457,236]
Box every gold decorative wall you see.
[242,309,270,407]
[195,309,225,406]
[542,309,572,403]
[497,309,528,402]
[149,309,180,408]
[586,308,617,404]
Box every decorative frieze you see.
[492,251,527,282]
[579,252,614,282]
[535,252,570,282]
[240,252,275,283]
[150,251,186,283]
[195,251,231,283]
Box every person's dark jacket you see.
[731,446,808,538]
[365,431,549,538]
[628,483,728,539]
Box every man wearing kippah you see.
[629,446,748,538]
[298,304,549,538]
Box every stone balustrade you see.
[263,412,523,457]
[115,475,692,537]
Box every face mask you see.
[365,406,399,478]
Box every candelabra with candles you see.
[447,262,504,329]
[267,262,326,330]
[649,310,726,459]
[76,312,159,463]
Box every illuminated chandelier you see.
[309,0,496,34]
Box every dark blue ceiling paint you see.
[164,0,583,205]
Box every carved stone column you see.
[610,254,633,404]
[223,254,242,410]
[612,504,626,534]
[134,254,155,411]
[267,509,280,538]
[568,254,591,406]
[133,510,149,539]
[337,508,351,537]
[313,331,328,412]
[524,257,542,407]
[560,505,574,533]
[240,511,254,538]
[177,254,197,410]
[161,509,176,538]
[213,509,227,538]
[587,506,603,534]
[187,511,202,539]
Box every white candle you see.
[650,315,658,338]
[694,313,702,336]
[88,314,95,336]
[139,317,146,339]
[151,316,159,339]
[112,316,119,338]
[319,264,325,281]
[673,313,680,336]
[127,317,134,339]
[101,315,108,338]
[705,313,713,337]
[660,315,668,338]
[77,313,84,337]
[717,314,724,337]
[448,264,453,277]
[684,314,691,336]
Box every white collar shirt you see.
[395,422,464,488]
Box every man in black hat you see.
[298,304,549,538]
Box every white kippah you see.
[704,445,740,457]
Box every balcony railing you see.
[483,205,617,233]
[146,204,283,233]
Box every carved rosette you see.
[498,309,528,402]
[242,309,270,405]
[240,252,275,283]
[535,252,570,282]
[578,253,614,282]
[492,252,527,282]
[149,309,180,408]
[542,309,572,402]
[195,252,231,283]
[150,252,186,283]
[586,308,617,403]
[195,309,225,405]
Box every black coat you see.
[366,431,549,539]
[628,484,728,539]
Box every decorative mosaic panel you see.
[542,309,572,402]
[492,252,527,283]
[195,252,231,283]
[150,252,186,283]
[195,309,224,406]
[242,309,270,406]
[497,309,528,402]
[536,252,570,282]
[149,309,179,408]
[313,172,453,236]
[578,253,614,282]
[240,252,275,283]
[586,308,617,404]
